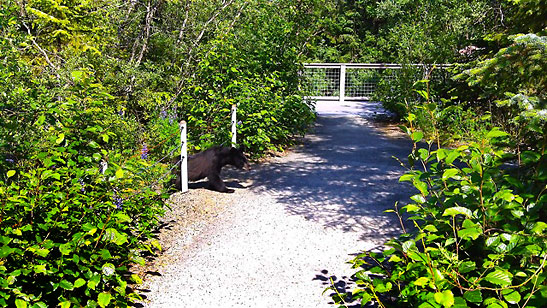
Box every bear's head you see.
[229,147,250,170]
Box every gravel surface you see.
[137,101,414,307]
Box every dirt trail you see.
[139,101,414,307]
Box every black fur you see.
[173,146,250,193]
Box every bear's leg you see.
[207,173,234,193]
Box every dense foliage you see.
[324,1,546,307]
[331,124,546,307]
[0,0,319,306]
[1,0,545,306]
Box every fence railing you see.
[105,105,239,194]
[178,104,238,193]
[301,63,450,102]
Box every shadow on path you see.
[242,115,415,242]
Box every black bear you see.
[173,146,250,193]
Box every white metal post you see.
[179,120,188,193]
[231,104,237,147]
[339,64,346,103]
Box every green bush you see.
[331,39,546,303]
[179,36,315,156]
[329,127,546,307]
[0,72,169,307]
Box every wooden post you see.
[231,104,237,147]
[179,120,188,193]
[339,64,346,103]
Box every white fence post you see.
[179,120,188,193]
[231,104,237,147]
[339,64,346,103]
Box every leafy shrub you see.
[180,36,315,156]
[1,1,316,307]
[0,73,169,307]
[373,65,454,120]
[331,41,546,303]
[456,34,546,152]
[329,127,546,307]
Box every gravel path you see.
[138,101,414,307]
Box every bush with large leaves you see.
[329,126,546,307]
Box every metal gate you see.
[301,63,449,102]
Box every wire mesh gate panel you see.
[301,63,449,102]
[344,67,397,99]
[301,65,341,99]
[301,63,401,101]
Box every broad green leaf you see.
[104,228,128,245]
[374,281,392,293]
[99,249,112,260]
[521,151,540,164]
[458,220,482,240]
[402,240,415,253]
[55,133,65,144]
[458,261,476,273]
[360,292,373,303]
[418,148,429,160]
[7,170,15,178]
[59,301,71,308]
[33,302,47,308]
[415,90,429,100]
[15,299,27,308]
[436,148,447,160]
[59,279,74,290]
[414,277,429,286]
[71,70,84,81]
[131,274,143,284]
[407,113,417,122]
[408,250,427,262]
[485,298,508,308]
[501,289,521,304]
[404,204,421,212]
[443,207,472,218]
[101,134,110,143]
[531,222,546,234]
[464,290,482,303]
[413,180,429,196]
[87,274,100,290]
[453,297,469,308]
[33,264,47,274]
[114,213,131,223]
[59,243,71,255]
[486,128,509,139]
[97,292,111,308]
[399,173,414,182]
[442,169,459,181]
[410,194,426,203]
[34,248,49,257]
[412,131,424,142]
[433,268,445,282]
[0,246,14,258]
[115,168,124,179]
[434,290,454,307]
[35,114,46,126]
[484,269,512,286]
[74,278,86,288]
[445,151,460,165]
[418,302,437,308]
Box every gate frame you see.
[303,63,449,102]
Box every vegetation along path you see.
[140,101,415,307]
